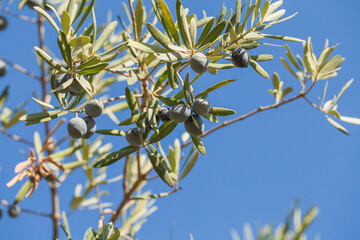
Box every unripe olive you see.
[192,99,211,116]
[126,127,145,146]
[8,205,21,218]
[0,16,8,31]
[85,99,104,118]
[0,59,7,77]
[82,116,96,139]
[184,114,205,136]
[189,55,209,74]
[170,104,191,123]
[145,115,160,129]
[231,47,250,68]
[54,73,71,93]
[67,117,87,139]
[157,106,171,122]
[68,75,87,94]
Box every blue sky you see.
[0,0,359,239]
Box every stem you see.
[0,129,33,146]
[0,56,42,81]
[128,0,138,42]
[37,13,60,239]
[49,181,60,238]
[110,168,152,223]
[181,81,317,149]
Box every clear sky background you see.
[0,0,359,239]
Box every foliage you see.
[0,0,357,239]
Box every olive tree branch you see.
[0,56,42,81]
[0,129,33,146]
[181,80,318,149]
[37,13,60,239]
[0,7,37,23]
[0,198,51,217]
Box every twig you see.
[105,67,130,77]
[0,129,33,146]
[103,94,142,104]
[0,56,41,81]
[0,8,37,23]
[94,184,105,222]
[127,0,138,42]
[0,198,51,217]
[181,80,318,149]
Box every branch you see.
[0,56,42,81]
[182,81,317,149]
[0,129,33,146]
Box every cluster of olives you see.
[170,99,210,136]
[0,16,7,77]
[67,99,104,139]
[189,47,250,75]
[125,99,211,146]
[54,73,88,96]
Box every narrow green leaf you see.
[78,56,101,69]
[235,0,242,25]
[93,21,118,52]
[167,62,179,89]
[176,0,192,49]
[327,109,340,119]
[210,107,236,116]
[3,110,26,129]
[33,6,60,33]
[180,150,199,180]
[146,23,174,51]
[326,116,349,135]
[0,86,9,110]
[156,0,181,45]
[261,33,305,43]
[340,116,360,125]
[145,145,175,187]
[95,129,126,136]
[156,52,190,62]
[61,11,71,35]
[69,35,91,47]
[74,0,95,35]
[14,181,33,204]
[195,79,238,98]
[191,135,206,155]
[34,47,68,73]
[72,0,87,25]
[93,145,140,168]
[127,41,170,54]
[32,98,58,109]
[125,87,139,115]
[77,63,108,75]
[148,121,178,144]
[198,20,226,48]
[249,59,269,79]
[156,95,184,106]
[119,112,147,126]
[135,0,145,39]
[250,54,273,62]
[195,17,214,48]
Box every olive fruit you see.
[82,116,96,139]
[145,115,160,129]
[125,127,145,146]
[189,55,209,74]
[8,205,21,218]
[0,16,8,31]
[157,106,171,122]
[26,0,42,8]
[85,99,104,118]
[170,104,191,123]
[231,47,250,68]
[0,59,7,77]
[67,117,87,139]
[184,114,205,136]
[68,75,86,94]
[54,73,71,93]
[192,99,211,116]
